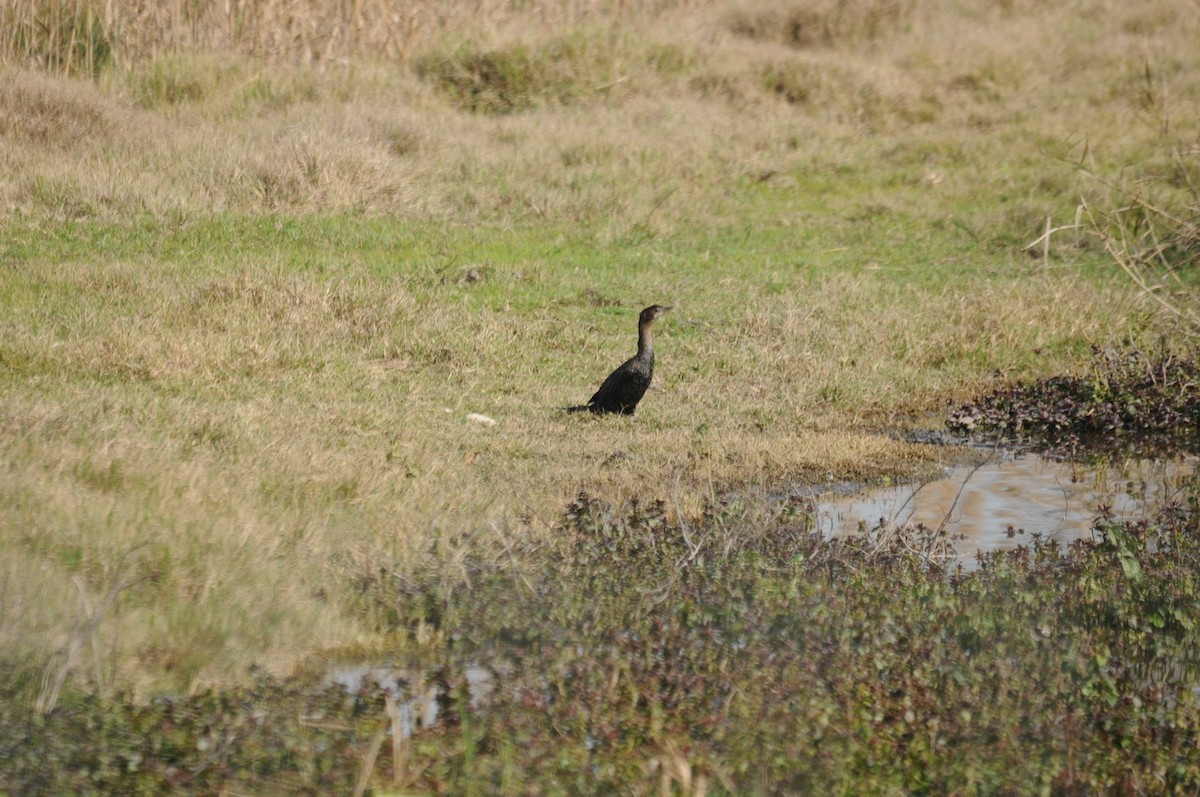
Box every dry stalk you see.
[385,691,413,789]
[1023,214,1086,265]
[650,739,707,797]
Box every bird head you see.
[640,304,672,324]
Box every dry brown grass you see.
[1,0,1196,227]
[2,0,711,71]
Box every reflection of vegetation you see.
[6,486,1200,794]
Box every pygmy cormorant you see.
[568,304,671,415]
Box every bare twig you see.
[1023,218,1085,258]
[671,471,709,569]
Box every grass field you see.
[2,0,1199,701]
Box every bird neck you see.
[637,321,655,360]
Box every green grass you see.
[0,206,1153,693]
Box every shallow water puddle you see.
[815,452,1197,561]
[326,665,497,738]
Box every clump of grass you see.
[0,70,113,148]
[120,54,331,114]
[126,56,223,108]
[726,0,913,48]
[759,57,826,105]
[414,29,653,115]
[1081,147,1200,334]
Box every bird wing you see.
[588,356,638,404]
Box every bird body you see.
[568,304,671,415]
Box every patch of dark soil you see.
[947,345,1200,457]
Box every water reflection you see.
[816,452,1197,561]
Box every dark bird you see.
[568,304,671,415]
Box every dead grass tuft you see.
[0,70,114,148]
[1080,147,1200,335]
[236,125,408,212]
[414,29,629,115]
[726,0,913,49]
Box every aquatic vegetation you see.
[948,345,1200,455]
